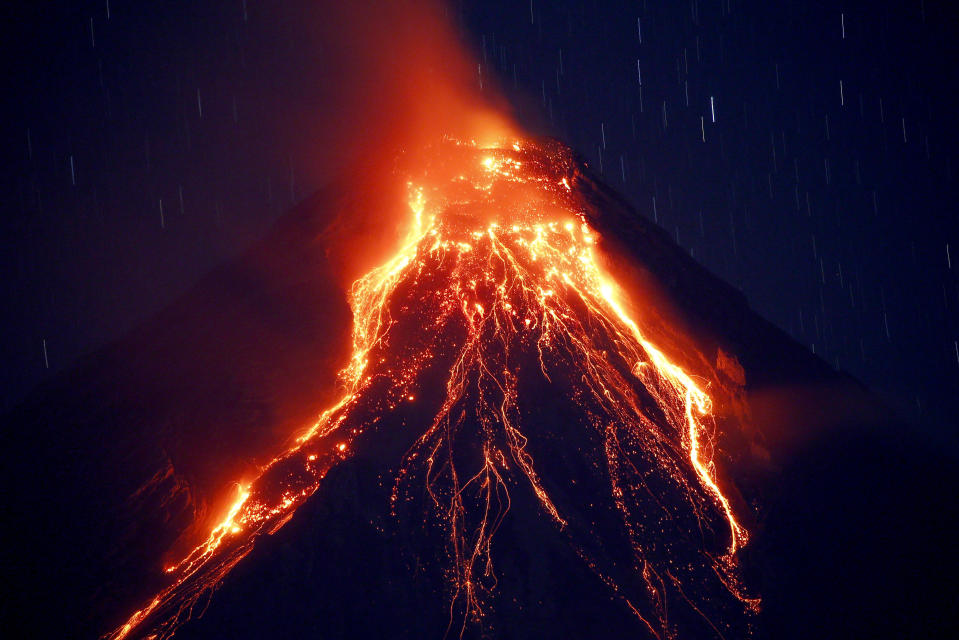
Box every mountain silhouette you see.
[2,139,956,640]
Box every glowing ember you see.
[109,138,756,639]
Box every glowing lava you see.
[109,138,756,640]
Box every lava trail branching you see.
[110,139,758,640]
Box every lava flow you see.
[110,138,757,640]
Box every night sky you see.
[4,0,958,439]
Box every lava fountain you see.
[109,138,758,640]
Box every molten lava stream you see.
[110,138,756,640]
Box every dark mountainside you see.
[2,141,957,640]
[0,178,373,638]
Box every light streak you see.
[109,138,756,639]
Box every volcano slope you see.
[3,139,957,640]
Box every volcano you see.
[2,138,956,640]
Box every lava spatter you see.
[110,139,757,640]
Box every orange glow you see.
[109,138,756,639]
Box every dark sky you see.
[3,0,958,437]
